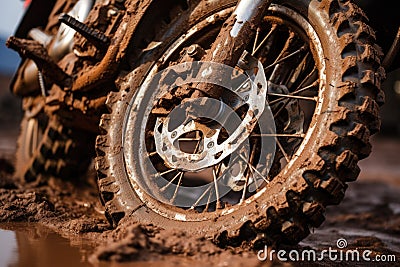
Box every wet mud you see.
[0,137,400,266]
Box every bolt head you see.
[187,45,197,55]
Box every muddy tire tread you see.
[95,0,385,247]
[14,115,94,182]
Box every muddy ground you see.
[1,128,400,267]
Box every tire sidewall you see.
[101,0,363,238]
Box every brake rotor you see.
[154,60,269,172]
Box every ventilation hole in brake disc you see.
[162,143,167,151]
[171,155,177,162]
[176,130,203,154]
[214,152,222,160]
[157,123,163,133]
[217,127,228,145]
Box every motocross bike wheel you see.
[13,0,95,182]
[14,96,94,183]
[95,0,385,247]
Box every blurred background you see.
[0,2,24,74]
[0,1,24,159]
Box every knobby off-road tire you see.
[95,0,385,248]
[14,97,95,183]
[13,0,96,183]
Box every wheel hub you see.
[154,59,269,173]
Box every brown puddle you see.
[0,223,247,267]
[0,223,95,267]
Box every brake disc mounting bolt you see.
[207,141,214,148]
[187,44,205,60]
[171,131,177,138]
[108,8,118,17]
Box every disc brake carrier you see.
[154,58,269,172]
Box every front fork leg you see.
[198,0,274,98]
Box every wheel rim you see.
[21,104,46,162]
[24,117,40,159]
[123,4,326,222]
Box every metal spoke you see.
[238,154,269,184]
[252,174,260,191]
[251,133,305,138]
[170,172,184,204]
[240,171,251,204]
[193,133,202,153]
[178,137,202,141]
[293,80,319,95]
[267,92,317,102]
[148,151,158,157]
[248,140,259,191]
[204,186,213,212]
[160,171,183,192]
[252,24,277,56]
[248,161,270,185]
[240,139,258,203]
[190,162,223,211]
[297,64,317,91]
[154,169,178,177]
[212,168,221,209]
[276,138,290,163]
[268,80,319,106]
[215,162,223,177]
[252,27,261,55]
[264,45,307,70]
[190,185,212,210]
